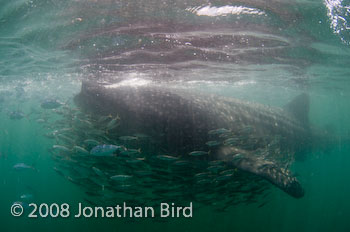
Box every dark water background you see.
[0,0,350,231]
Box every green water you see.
[1,0,350,231]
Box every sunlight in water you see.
[186,5,266,17]
[105,77,151,88]
[325,0,350,43]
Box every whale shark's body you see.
[74,80,330,199]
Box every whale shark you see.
[74,80,331,199]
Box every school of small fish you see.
[36,103,272,210]
[1,88,272,211]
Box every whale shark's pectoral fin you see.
[219,146,304,198]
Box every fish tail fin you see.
[219,146,304,198]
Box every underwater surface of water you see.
[0,0,350,231]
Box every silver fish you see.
[189,151,208,156]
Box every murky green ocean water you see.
[1,0,350,231]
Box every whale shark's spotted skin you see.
[74,80,315,198]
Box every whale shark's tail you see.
[219,146,305,198]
